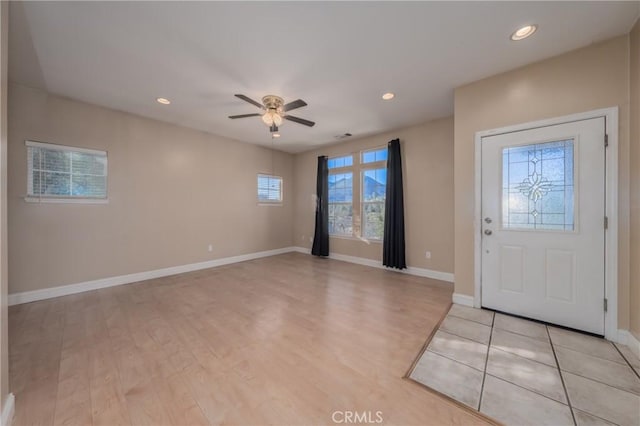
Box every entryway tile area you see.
[408,305,640,426]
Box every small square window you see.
[257,174,283,203]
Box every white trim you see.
[473,107,619,339]
[10,247,454,306]
[24,197,109,204]
[618,330,640,357]
[25,140,106,156]
[1,393,14,426]
[473,125,483,309]
[616,329,629,345]
[452,293,475,307]
[8,247,296,306]
[291,246,454,282]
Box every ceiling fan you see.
[228,94,315,133]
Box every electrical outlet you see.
[425,251,431,259]
[301,235,305,241]
[208,244,213,252]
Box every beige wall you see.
[454,36,631,328]
[0,0,9,413]
[293,117,454,274]
[630,18,640,341]
[8,83,294,294]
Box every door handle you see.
[484,217,492,224]
[484,229,493,236]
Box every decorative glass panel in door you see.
[502,139,575,231]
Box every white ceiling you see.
[9,1,640,153]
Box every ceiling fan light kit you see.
[229,94,315,136]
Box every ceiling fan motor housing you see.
[262,95,284,113]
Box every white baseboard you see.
[292,246,454,283]
[1,393,14,426]
[617,329,640,356]
[452,293,475,307]
[8,247,297,306]
[9,246,454,306]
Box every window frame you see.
[327,169,354,238]
[361,147,388,165]
[25,140,109,204]
[360,147,387,241]
[360,166,387,241]
[257,173,283,205]
[327,147,387,241]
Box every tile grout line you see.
[436,327,490,346]
[493,325,550,343]
[476,312,496,411]
[483,372,575,406]
[571,407,625,426]
[553,341,631,366]
[438,328,490,346]
[489,340,557,368]
[612,343,640,380]
[424,348,486,374]
[553,345,640,394]
[447,312,494,327]
[559,367,640,396]
[547,325,577,426]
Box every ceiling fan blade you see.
[234,94,264,109]
[284,115,315,127]
[283,99,307,112]
[228,113,261,119]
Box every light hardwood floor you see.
[9,253,490,425]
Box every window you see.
[328,172,353,236]
[362,168,387,240]
[328,155,353,169]
[257,174,282,203]
[361,148,387,240]
[361,148,388,164]
[26,141,107,202]
[328,148,387,240]
[328,155,354,236]
[502,140,574,230]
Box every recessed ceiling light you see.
[272,133,281,138]
[156,97,171,105]
[382,92,395,100]
[510,25,538,41]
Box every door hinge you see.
[604,216,609,229]
[604,298,608,312]
[605,134,609,147]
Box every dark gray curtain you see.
[383,139,406,269]
[312,156,329,256]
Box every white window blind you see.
[257,174,282,203]
[26,141,108,200]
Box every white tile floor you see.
[409,305,640,426]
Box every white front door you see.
[481,117,606,335]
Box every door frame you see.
[473,107,619,341]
